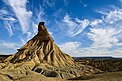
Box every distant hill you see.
[73,57,122,72]
[0,55,11,61]
[73,57,122,60]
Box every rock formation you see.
[0,22,101,81]
[5,22,75,67]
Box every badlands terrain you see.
[0,22,122,81]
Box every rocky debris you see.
[0,63,68,81]
[33,63,101,79]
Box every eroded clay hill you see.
[5,22,74,67]
[0,22,101,81]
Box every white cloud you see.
[63,14,77,27]
[0,0,121,57]
[20,5,45,45]
[59,41,122,57]
[59,42,81,56]
[0,9,16,36]
[42,0,55,8]
[26,32,32,39]
[96,8,122,24]
[1,42,18,50]
[103,9,122,24]
[4,21,13,36]
[80,0,88,7]
[88,28,121,48]
[0,0,47,54]
[32,23,38,34]
[59,6,122,57]
[79,47,122,57]
[35,6,45,22]
[83,4,88,7]
[0,40,20,50]
[1,0,45,45]
[49,31,53,35]
[82,7,122,57]
[4,0,32,33]
[62,14,89,37]
[0,40,20,54]
[119,0,122,3]
[19,37,26,45]
[1,17,16,21]
[0,9,8,15]
[74,18,89,36]
[116,42,122,46]
[90,19,103,27]
[88,7,122,48]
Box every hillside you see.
[74,57,122,72]
[0,22,101,81]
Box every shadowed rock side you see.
[5,22,74,67]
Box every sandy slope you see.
[70,71,122,81]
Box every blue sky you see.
[0,0,122,57]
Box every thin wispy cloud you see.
[63,0,68,5]
[103,10,122,24]
[42,0,55,8]
[1,0,46,43]
[1,41,19,50]
[0,40,20,54]
[4,0,32,34]
[0,0,45,53]
[1,17,16,21]
[73,18,89,36]
[88,28,121,48]
[0,9,8,15]
[4,21,13,36]
[0,9,16,36]
[59,41,81,56]
[90,19,103,27]
[58,4,122,57]
[83,6,122,57]
[119,0,122,4]
[62,14,89,37]
[80,0,88,7]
